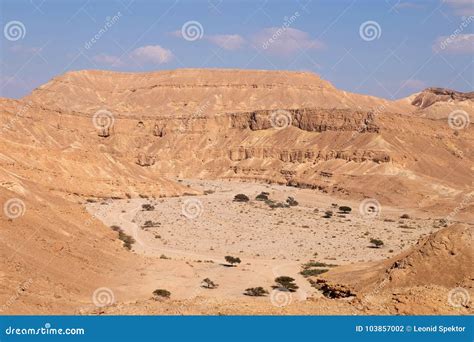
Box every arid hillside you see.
[0,69,472,314]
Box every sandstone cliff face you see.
[412,87,474,109]
[230,108,379,133]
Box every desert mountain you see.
[0,69,472,314]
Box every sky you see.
[0,0,473,99]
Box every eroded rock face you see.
[136,153,156,166]
[311,279,355,299]
[411,87,474,109]
[230,109,379,133]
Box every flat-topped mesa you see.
[411,87,474,109]
[23,68,406,116]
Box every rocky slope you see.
[0,69,472,314]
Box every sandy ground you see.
[85,179,439,305]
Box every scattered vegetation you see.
[152,289,171,299]
[233,194,250,202]
[201,278,218,289]
[300,261,337,278]
[323,210,333,218]
[338,206,352,214]
[369,238,384,248]
[141,203,155,211]
[110,225,135,250]
[142,220,160,228]
[300,268,329,277]
[273,276,299,292]
[255,192,270,201]
[244,287,269,296]
[118,231,135,250]
[225,255,241,267]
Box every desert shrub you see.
[370,238,384,248]
[300,268,329,277]
[110,225,121,232]
[118,231,135,250]
[286,196,299,206]
[338,206,352,214]
[141,203,155,211]
[303,261,337,268]
[323,210,333,218]
[244,287,269,296]
[143,220,155,228]
[400,213,410,219]
[255,192,269,201]
[233,194,250,202]
[225,255,241,266]
[152,289,171,299]
[269,201,289,209]
[201,278,218,289]
[273,276,299,292]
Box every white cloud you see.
[443,0,474,16]
[92,53,125,67]
[207,34,245,50]
[433,33,474,53]
[251,27,324,55]
[130,45,174,64]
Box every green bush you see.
[338,206,352,214]
[142,203,155,211]
[370,238,384,248]
[233,194,250,202]
[201,278,218,289]
[274,276,299,292]
[286,196,299,206]
[152,289,171,299]
[225,255,241,266]
[244,287,269,296]
[255,192,269,201]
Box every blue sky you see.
[0,0,473,99]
